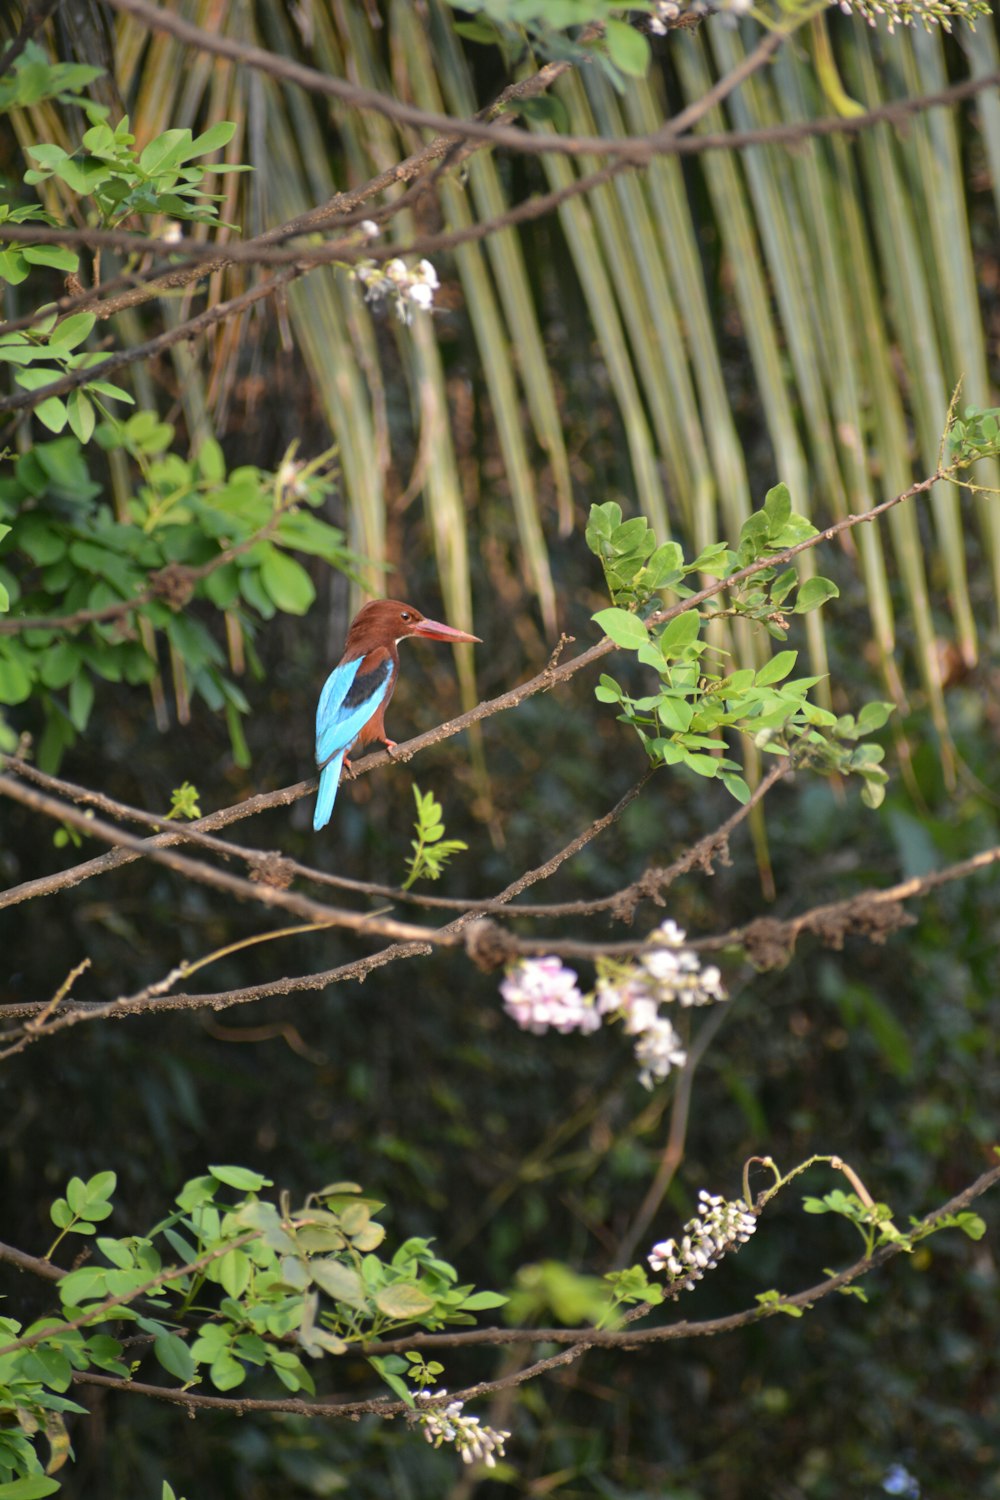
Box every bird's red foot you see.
[383,738,398,757]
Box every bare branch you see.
[0,26,789,419]
[0,774,652,1033]
[0,1240,68,1284]
[99,1,999,168]
[104,0,777,162]
[0,0,64,76]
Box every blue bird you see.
[313,598,480,831]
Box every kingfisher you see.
[313,598,481,831]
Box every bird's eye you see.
[400,611,411,621]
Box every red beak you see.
[412,617,481,644]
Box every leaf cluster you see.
[0,311,133,437]
[0,426,350,769]
[802,1187,985,1260]
[402,784,468,889]
[947,404,1000,467]
[586,492,893,807]
[22,115,247,234]
[0,43,103,116]
[0,1167,508,1490]
[1,47,244,301]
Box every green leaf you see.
[0,1478,62,1499]
[592,607,648,650]
[678,750,719,778]
[954,1212,986,1240]
[0,249,30,284]
[603,18,650,77]
[794,576,840,613]
[688,542,732,574]
[657,696,694,733]
[856,701,894,735]
[208,1164,271,1192]
[155,1332,196,1382]
[66,1176,89,1214]
[58,1267,108,1303]
[50,313,96,350]
[22,244,80,272]
[16,516,66,566]
[310,1259,368,1310]
[763,482,792,535]
[368,1354,414,1406]
[96,1237,133,1270]
[209,1353,246,1391]
[197,437,225,482]
[65,388,96,442]
[657,610,701,654]
[259,548,316,614]
[84,378,133,404]
[594,674,623,703]
[217,1249,251,1299]
[374,1283,436,1319]
[0,652,34,704]
[756,651,797,686]
[86,1170,117,1202]
[68,671,95,731]
[189,120,237,157]
[586,501,622,543]
[138,127,193,175]
[175,1175,218,1210]
[458,1290,508,1310]
[34,395,69,434]
[22,1344,73,1391]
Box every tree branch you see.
[0,0,64,77]
[0,464,945,914]
[57,1161,1000,1416]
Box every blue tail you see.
[314,749,346,831]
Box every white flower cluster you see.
[500,922,725,1089]
[416,1392,510,1468]
[352,254,440,325]
[647,0,985,31]
[834,0,989,31]
[648,1190,757,1292]
[637,919,726,1008]
[500,957,601,1035]
[600,920,725,1088]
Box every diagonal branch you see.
[0,27,789,419]
[0,774,652,1033]
[0,463,946,914]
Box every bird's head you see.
[347,599,481,651]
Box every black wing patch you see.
[343,657,393,710]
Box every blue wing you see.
[315,656,393,767]
[313,655,394,831]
